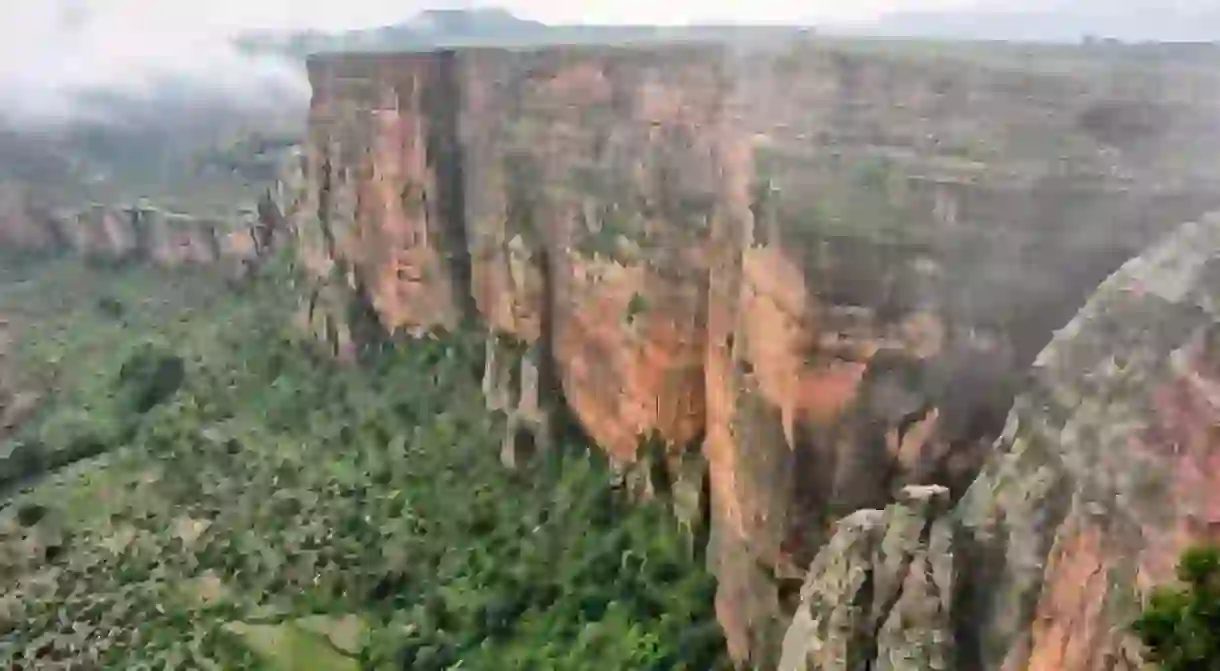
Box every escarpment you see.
[288,40,1220,668]
[0,145,303,274]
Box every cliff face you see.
[777,213,1220,671]
[463,47,727,466]
[954,213,1220,670]
[305,54,467,337]
[288,41,1220,668]
[708,45,1220,663]
[0,182,276,277]
[306,47,727,458]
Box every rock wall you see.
[0,183,60,252]
[954,213,1220,670]
[777,213,1220,671]
[0,185,278,276]
[709,44,1220,664]
[291,40,1220,668]
[777,485,955,671]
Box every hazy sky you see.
[16,0,1013,36]
[1,0,1009,124]
[0,0,1207,124]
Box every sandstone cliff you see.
[290,39,1220,667]
[776,214,1220,669]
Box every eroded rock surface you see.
[955,213,1220,671]
[778,485,954,671]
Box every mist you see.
[0,2,309,208]
[0,3,308,127]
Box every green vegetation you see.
[1134,545,1220,670]
[625,292,649,326]
[0,258,727,669]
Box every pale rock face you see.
[778,485,954,671]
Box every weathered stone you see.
[777,485,954,671]
[954,214,1220,671]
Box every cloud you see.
[0,2,308,126]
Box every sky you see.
[0,0,1211,125]
[0,0,1006,124]
[28,0,1003,33]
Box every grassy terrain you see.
[0,258,727,669]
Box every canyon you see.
[3,35,1220,669]
[289,40,1220,668]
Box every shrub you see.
[1134,545,1220,670]
[116,344,185,414]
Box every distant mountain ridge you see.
[238,5,1220,55]
[235,8,809,56]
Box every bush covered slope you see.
[0,260,727,669]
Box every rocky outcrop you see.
[286,41,1220,668]
[777,485,954,671]
[706,46,1220,663]
[0,185,285,278]
[954,213,1220,671]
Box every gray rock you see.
[778,485,953,671]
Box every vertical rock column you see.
[461,47,728,494]
[299,54,474,357]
